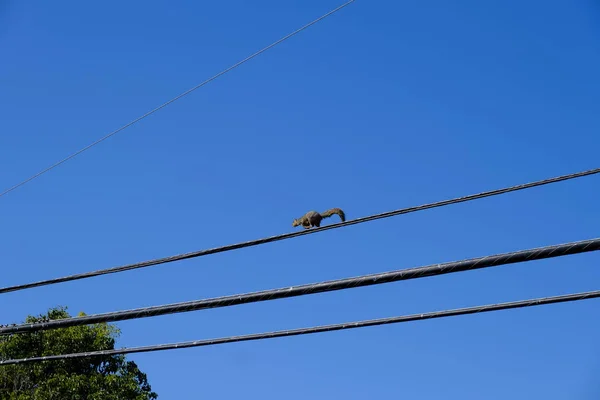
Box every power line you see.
[1,237,598,335]
[1,167,598,296]
[0,0,356,199]
[1,287,597,365]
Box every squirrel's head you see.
[292,219,300,227]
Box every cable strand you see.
[1,236,599,335]
[0,0,356,199]
[0,167,598,295]
[1,288,597,365]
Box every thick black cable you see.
[0,0,356,199]
[1,288,598,365]
[1,237,598,335]
[1,167,598,295]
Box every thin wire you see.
[1,237,598,335]
[1,288,598,365]
[0,167,598,295]
[0,0,356,199]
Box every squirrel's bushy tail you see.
[320,207,346,222]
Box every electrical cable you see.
[1,236,598,335]
[1,167,598,295]
[1,287,597,365]
[0,0,356,199]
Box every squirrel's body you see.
[292,208,346,229]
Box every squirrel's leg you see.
[311,215,321,228]
[307,215,319,228]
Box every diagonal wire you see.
[0,167,598,295]
[1,236,598,335]
[0,0,356,199]
[1,288,598,365]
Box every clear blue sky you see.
[1,0,599,398]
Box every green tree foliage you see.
[0,306,158,399]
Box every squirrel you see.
[292,208,346,229]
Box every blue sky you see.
[1,0,599,398]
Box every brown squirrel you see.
[292,208,346,229]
